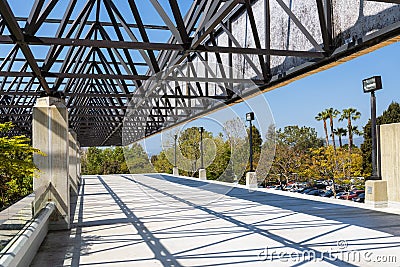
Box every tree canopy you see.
[268,125,323,183]
[361,102,400,175]
[0,122,43,209]
[81,144,153,175]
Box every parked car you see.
[285,184,299,192]
[339,190,365,200]
[296,187,308,193]
[300,188,315,194]
[332,191,346,199]
[274,185,285,190]
[284,184,293,190]
[353,193,365,203]
[321,190,334,198]
[307,189,325,196]
[322,190,344,198]
[314,183,326,189]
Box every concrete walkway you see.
[32,174,400,266]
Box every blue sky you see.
[264,42,400,136]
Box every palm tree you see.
[325,108,340,149]
[333,127,347,148]
[339,108,361,151]
[315,111,330,146]
[351,126,363,145]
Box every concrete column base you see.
[246,172,257,189]
[173,167,179,176]
[365,180,388,208]
[199,169,207,180]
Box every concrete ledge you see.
[0,202,55,267]
[388,201,400,209]
[365,200,388,208]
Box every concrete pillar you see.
[246,172,257,189]
[33,97,70,230]
[68,130,78,195]
[173,167,179,176]
[199,169,207,180]
[365,180,388,208]
[379,123,400,208]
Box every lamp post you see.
[362,76,382,180]
[174,134,177,168]
[198,127,206,180]
[199,127,204,169]
[246,112,254,172]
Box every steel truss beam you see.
[0,36,325,58]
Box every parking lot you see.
[266,181,366,203]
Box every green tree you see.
[102,148,119,174]
[361,102,400,175]
[309,146,363,186]
[268,125,324,183]
[124,144,153,174]
[114,146,129,173]
[178,127,212,176]
[339,108,361,152]
[246,125,262,172]
[257,124,277,184]
[82,147,104,174]
[333,127,347,148]
[223,118,248,182]
[276,125,323,151]
[325,108,340,149]
[315,111,330,146]
[0,122,43,208]
[205,135,231,181]
[81,145,147,175]
[351,126,362,140]
[151,127,230,179]
[270,143,306,185]
[153,151,173,174]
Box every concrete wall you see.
[379,123,400,208]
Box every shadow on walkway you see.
[145,174,400,236]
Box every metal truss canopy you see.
[0,0,400,146]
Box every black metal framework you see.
[0,0,399,146]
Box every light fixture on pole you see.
[246,112,254,172]
[199,127,204,169]
[174,134,178,168]
[362,76,382,180]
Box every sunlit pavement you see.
[31,174,400,267]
